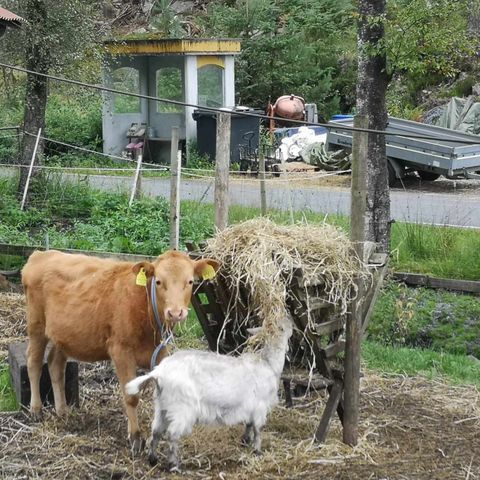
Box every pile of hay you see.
[204,218,371,347]
[0,292,26,360]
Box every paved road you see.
[83,174,480,228]
[3,168,479,227]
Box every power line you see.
[2,61,480,144]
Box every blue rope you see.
[149,277,173,370]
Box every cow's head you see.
[132,250,220,329]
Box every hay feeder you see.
[186,221,388,443]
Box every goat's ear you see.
[132,261,155,278]
[194,258,221,281]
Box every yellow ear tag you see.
[136,267,147,287]
[201,264,216,281]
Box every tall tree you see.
[356,0,390,252]
[1,0,96,203]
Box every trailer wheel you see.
[417,170,440,181]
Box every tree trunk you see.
[17,0,49,205]
[356,0,390,253]
[469,0,480,37]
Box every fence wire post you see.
[20,128,42,211]
[169,127,180,250]
[129,152,143,207]
[215,112,231,230]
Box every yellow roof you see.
[105,38,241,56]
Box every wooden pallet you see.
[186,241,389,443]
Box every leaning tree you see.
[0,0,96,203]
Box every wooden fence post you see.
[20,128,42,211]
[259,150,267,215]
[170,127,181,250]
[215,112,231,230]
[343,114,369,446]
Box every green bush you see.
[45,93,102,151]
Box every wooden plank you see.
[8,342,79,409]
[315,379,343,443]
[324,340,346,359]
[393,272,480,295]
[362,259,390,334]
[315,317,344,336]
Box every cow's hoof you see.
[129,433,145,456]
[56,405,69,417]
[29,408,43,422]
[148,452,158,466]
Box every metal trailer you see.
[327,116,480,185]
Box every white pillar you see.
[184,55,198,143]
[224,55,235,108]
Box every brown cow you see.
[21,249,220,452]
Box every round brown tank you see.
[273,94,305,120]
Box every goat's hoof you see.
[254,449,262,456]
[129,433,145,456]
[240,437,251,448]
[168,464,181,473]
[148,452,158,466]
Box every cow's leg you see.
[47,345,68,416]
[26,334,48,418]
[109,346,144,454]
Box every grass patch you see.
[363,340,480,387]
[0,363,18,411]
[370,281,480,357]
[1,175,479,279]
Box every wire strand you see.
[2,61,480,143]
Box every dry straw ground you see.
[1,292,479,479]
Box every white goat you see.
[126,316,293,470]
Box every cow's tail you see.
[125,372,155,395]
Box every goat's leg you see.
[241,423,254,447]
[110,346,144,455]
[252,424,263,454]
[148,396,167,466]
[47,345,68,416]
[166,432,181,472]
[26,333,48,418]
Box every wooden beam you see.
[315,379,343,443]
[343,114,369,447]
[393,272,480,295]
[214,112,231,231]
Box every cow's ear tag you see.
[201,264,216,281]
[136,267,147,286]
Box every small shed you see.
[102,37,241,162]
[0,7,24,37]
